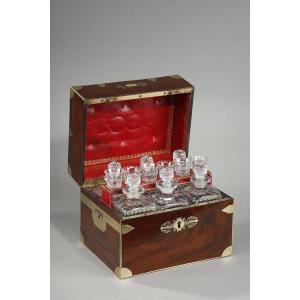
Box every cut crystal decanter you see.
[140,155,158,183]
[104,161,122,189]
[113,170,157,216]
[184,155,222,202]
[153,166,188,208]
[173,149,191,177]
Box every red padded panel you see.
[84,94,191,181]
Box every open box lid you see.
[68,75,194,187]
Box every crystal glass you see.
[104,161,122,189]
[192,155,208,179]
[122,166,141,182]
[114,172,157,216]
[140,155,158,182]
[122,173,144,199]
[183,165,222,203]
[173,150,191,177]
[156,160,174,171]
[154,166,188,208]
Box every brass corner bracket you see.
[121,224,135,234]
[221,245,232,257]
[115,267,133,279]
[222,204,234,214]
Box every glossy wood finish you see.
[80,201,120,272]
[122,199,233,275]
[68,92,86,185]
[80,186,233,277]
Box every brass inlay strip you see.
[222,204,234,214]
[71,87,85,101]
[87,87,193,105]
[221,245,232,257]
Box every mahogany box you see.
[68,75,234,279]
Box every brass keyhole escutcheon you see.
[160,216,198,233]
[173,218,185,232]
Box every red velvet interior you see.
[84,93,191,181]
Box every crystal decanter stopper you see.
[140,155,158,183]
[173,149,191,177]
[104,161,122,189]
[122,172,144,199]
[185,155,222,202]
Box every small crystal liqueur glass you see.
[113,172,157,217]
[192,155,208,177]
[173,149,191,177]
[140,155,158,183]
[153,166,188,209]
[104,161,122,189]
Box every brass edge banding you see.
[69,128,73,137]
[221,245,232,257]
[80,193,121,233]
[222,204,234,214]
[87,88,193,105]
[68,165,72,176]
[130,255,229,278]
[114,267,133,279]
[80,231,85,244]
[71,87,85,101]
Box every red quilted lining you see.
[84,93,191,180]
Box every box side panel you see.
[68,91,85,185]
[80,196,120,273]
[122,199,233,275]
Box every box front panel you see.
[122,199,233,275]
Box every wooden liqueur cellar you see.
[68,75,234,279]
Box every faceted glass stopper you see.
[159,166,174,184]
[156,166,178,195]
[107,161,121,176]
[104,161,122,189]
[122,173,144,199]
[122,166,141,182]
[140,155,154,170]
[140,155,157,182]
[157,160,174,170]
[173,149,186,163]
